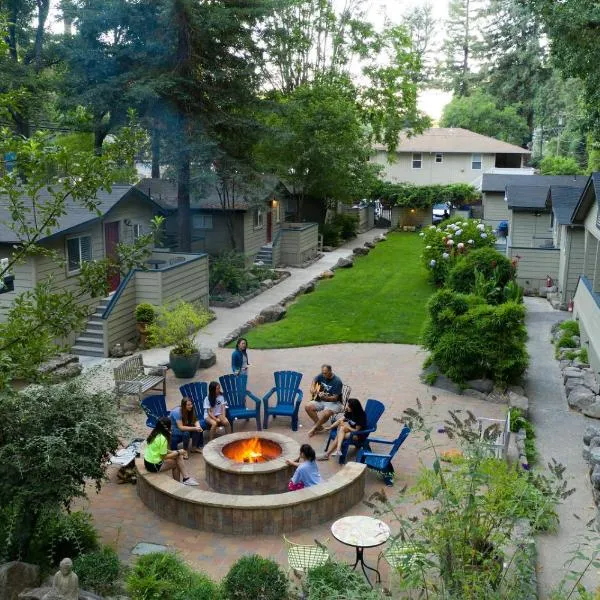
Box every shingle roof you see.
[482,173,588,193]
[373,127,530,154]
[506,185,551,210]
[0,185,156,244]
[571,173,600,223]
[549,186,585,225]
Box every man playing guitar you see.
[306,364,344,437]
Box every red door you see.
[104,221,120,292]
[266,209,272,243]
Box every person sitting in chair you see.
[170,397,204,458]
[306,364,344,437]
[204,381,231,440]
[318,398,366,460]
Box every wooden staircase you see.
[254,243,273,267]
[71,295,111,357]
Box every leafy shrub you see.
[421,219,496,285]
[304,561,381,599]
[209,252,248,295]
[74,546,123,596]
[447,247,515,299]
[375,181,480,209]
[319,222,341,247]
[146,300,212,355]
[27,510,99,570]
[135,303,156,324]
[539,155,584,176]
[510,408,537,464]
[559,320,580,336]
[580,348,589,363]
[422,289,528,384]
[126,552,220,600]
[222,554,288,600]
[331,213,358,240]
[556,333,578,349]
[503,279,524,304]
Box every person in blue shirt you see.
[170,397,204,458]
[286,444,321,490]
[231,338,249,376]
[306,364,344,437]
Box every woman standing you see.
[318,398,367,461]
[203,381,231,440]
[231,338,250,376]
[143,416,199,485]
[170,397,204,457]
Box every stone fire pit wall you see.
[204,432,299,495]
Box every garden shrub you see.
[421,218,496,285]
[447,247,515,300]
[209,252,248,295]
[304,561,381,599]
[579,348,589,363]
[319,222,341,247]
[222,554,287,600]
[423,290,528,384]
[126,552,220,600]
[559,320,580,336]
[331,213,358,240]
[135,303,156,324]
[73,546,123,596]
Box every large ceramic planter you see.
[136,322,149,347]
[169,350,200,379]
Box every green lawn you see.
[245,233,435,348]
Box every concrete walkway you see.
[524,297,598,597]
[140,229,387,364]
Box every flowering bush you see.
[421,218,496,284]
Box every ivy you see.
[372,182,481,209]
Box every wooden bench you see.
[113,354,166,402]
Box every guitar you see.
[310,382,322,401]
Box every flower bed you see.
[209,270,290,308]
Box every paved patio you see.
[79,344,505,584]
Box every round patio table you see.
[144,258,166,270]
[331,515,390,587]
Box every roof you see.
[482,173,588,193]
[506,185,551,211]
[136,177,283,211]
[549,186,586,225]
[373,127,530,155]
[0,185,160,244]
[571,173,600,224]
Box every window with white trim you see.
[254,208,264,229]
[133,223,143,239]
[192,214,213,230]
[66,235,92,274]
[435,152,443,164]
[412,153,422,169]
[471,153,482,170]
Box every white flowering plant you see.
[421,217,496,284]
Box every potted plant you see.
[146,300,212,378]
[135,303,156,346]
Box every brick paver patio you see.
[79,344,504,583]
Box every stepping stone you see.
[131,542,170,556]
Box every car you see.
[432,202,450,224]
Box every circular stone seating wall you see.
[136,459,366,535]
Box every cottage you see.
[0,185,210,357]
[571,174,600,375]
[371,128,532,188]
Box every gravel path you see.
[524,297,598,597]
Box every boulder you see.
[335,257,353,269]
[559,359,572,370]
[123,341,137,354]
[353,247,369,256]
[568,386,598,411]
[507,385,526,397]
[462,389,488,401]
[487,389,509,404]
[110,343,125,358]
[259,304,287,323]
[589,447,600,468]
[261,279,274,289]
[584,426,600,445]
[322,246,334,252]
[592,467,600,489]
[508,391,529,414]
[364,241,376,249]
[319,270,335,279]
[590,437,600,450]
[421,371,462,395]
[378,234,387,241]
[0,562,40,600]
[565,377,585,395]
[18,589,101,600]
[573,359,590,369]
[303,281,315,294]
[466,379,494,394]
[583,446,592,462]
[583,400,600,419]
[48,362,83,383]
[563,367,583,382]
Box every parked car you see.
[432,203,450,224]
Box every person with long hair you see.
[318,398,367,461]
[231,338,250,376]
[286,444,321,490]
[170,397,204,458]
[143,416,199,485]
[203,381,231,440]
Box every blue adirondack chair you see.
[219,373,262,431]
[141,394,170,428]
[356,424,411,486]
[263,371,304,431]
[179,382,208,429]
[324,399,386,464]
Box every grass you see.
[244,232,434,348]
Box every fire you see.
[223,437,282,464]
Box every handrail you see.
[272,228,282,248]
[101,269,136,320]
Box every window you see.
[254,208,264,229]
[471,153,482,170]
[133,223,143,239]
[412,153,422,169]
[66,235,92,274]
[192,214,213,230]
[273,201,281,224]
[435,153,444,164]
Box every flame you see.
[223,438,282,463]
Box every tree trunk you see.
[34,0,50,72]
[151,128,161,178]
[177,142,191,252]
[94,128,107,155]
[7,1,18,60]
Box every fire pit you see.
[204,431,300,495]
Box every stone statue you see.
[42,558,79,600]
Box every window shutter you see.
[80,236,92,262]
[67,238,80,272]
